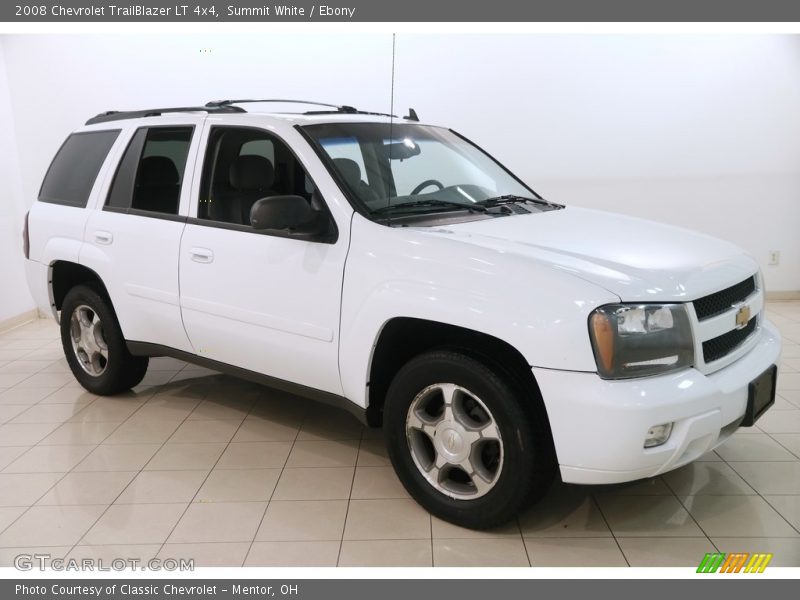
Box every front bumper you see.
[535,319,782,485]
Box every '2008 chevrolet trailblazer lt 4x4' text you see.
[23,99,781,528]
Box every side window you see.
[39,130,120,207]
[198,127,318,226]
[106,126,193,215]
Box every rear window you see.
[38,130,120,207]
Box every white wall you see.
[0,33,798,313]
[0,40,34,323]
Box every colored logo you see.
[734,303,751,329]
[697,552,773,573]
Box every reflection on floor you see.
[0,302,799,567]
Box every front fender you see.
[338,216,618,407]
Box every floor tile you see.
[0,505,106,547]
[0,473,63,506]
[168,419,242,443]
[297,410,363,441]
[432,516,521,539]
[595,495,704,537]
[272,467,354,501]
[68,544,161,563]
[216,442,293,469]
[715,433,798,461]
[343,499,431,540]
[756,409,800,433]
[195,469,280,502]
[0,423,58,446]
[3,445,95,473]
[433,538,528,567]
[37,471,137,505]
[763,495,800,531]
[350,466,409,499]
[683,495,799,537]
[525,537,628,567]
[103,418,182,444]
[39,422,120,446]
[663,462,756,498]
[520,486,611,537]
[339,539,432,567]
[134,397,201,421]
[770,434,800,459]
[186,398,254,421]
[10,402,93,424]
[245,541,340,567]
[0,546,71,567]
[286,440,359,468]
[116,470,208,504]
[0,387,59,405]
[144,443,226,471]
[728,462,800,494]
[74,444,161,472]
[616,537,715,567]
[232,416,300,443]
[0,506,27,531]
[356,438,390,467]
[159,542,250,567]
[256,500,348,542]
[0,446,29,470]
[82,503,188,545]
[168,501,267,543]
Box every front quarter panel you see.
[339,214,619,407]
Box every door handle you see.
[189,247,214,263]
[94,231,113,245]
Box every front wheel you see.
[384,350,555,529]
[60,284,149,395]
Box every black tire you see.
[384,350,555,529]
[60,284,149,395]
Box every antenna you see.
[387,33,396,221]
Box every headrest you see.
[138,156,179,186]
[229,155,275,191]
[333,158,362,186]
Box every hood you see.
[424,207,758,302]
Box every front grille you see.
[693,276,756,321]
[702,317,757,363]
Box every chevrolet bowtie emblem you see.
[734,304,751,330]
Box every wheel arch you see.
[49,260,113,318]
[365,317,552,439]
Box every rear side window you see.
[38,130,120,207]
[106,126,193,215]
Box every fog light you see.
[644,423,673,448]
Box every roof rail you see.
[206,99,395,118]
[85,104,245,125]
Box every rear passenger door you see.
[82,120,201,352]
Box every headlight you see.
[588,304,694,379]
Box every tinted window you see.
[105,126,193,215]
[39,130,120,207]
[198,127,318,226]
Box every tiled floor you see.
[0,302,799,567]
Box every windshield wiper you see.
[476,194,551,207]
[371,199,487,215]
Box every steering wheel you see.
[411,179,445,195]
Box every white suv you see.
[23,100,781,528]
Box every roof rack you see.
[86,104,245,125]
[86,99,412,125]
[207,99,396,118]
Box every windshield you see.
[301,122,539,219]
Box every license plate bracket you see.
[741,365,777,427]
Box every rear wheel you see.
[60,285,148,395]
[384,350,555,529]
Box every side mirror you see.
[250,195,325,235]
